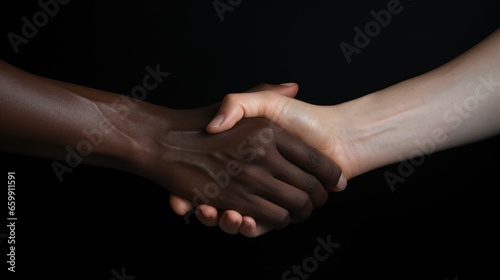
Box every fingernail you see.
[207,114,224,127]
[335,174,347,191]
[280,82,296,86]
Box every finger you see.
[271,162,329,210]
[255,177,316,223]
[236,195,291,230]
[169,193,194,216]
[218,210,244,234]
[206,92,276,133]
[195,204,219,227]
[239,216,274,238]
[206,84,299,134]
[276,132,343,193]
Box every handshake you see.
[1,27,498,238]
[165,82,350,237]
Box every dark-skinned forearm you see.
[0,60,167,175]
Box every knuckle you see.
[273,210,291,229]
[258,145,275,161]
[293,192,312,213]
[303,174,321,194]
[238,165,264,180]
[306,150,321,170]
[288,191,315,223]
[223,93,240,105]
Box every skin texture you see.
[170,27,500,236]
[0,60,343,231]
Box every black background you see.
[1,0,499,279]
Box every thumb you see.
[206,83,298,134]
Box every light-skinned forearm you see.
[332,28,500,178]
